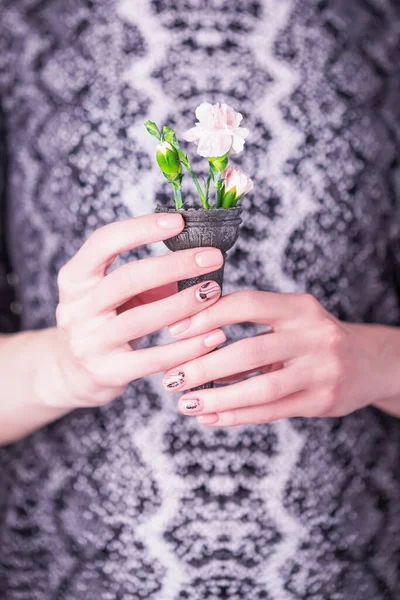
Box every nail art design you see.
[180,398,203,413]
[196,281,221,302]
[163,370,186,389]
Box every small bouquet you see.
[145,102,253,210]
[145,102,254,293]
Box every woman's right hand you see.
[47,213,225,409]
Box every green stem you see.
[173,186,184,209]
[190,171,209,209]
[214,174,223,208]
[167,138,209,209]
[205,169,213,206]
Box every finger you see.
[98,280,221,348]
[196,391,309,427]
[162,331,304,392]
[177,365,306,416]
[92,247,223,313]
[58,214,184,298]
[167,290,319,336]
[94,329,226,387]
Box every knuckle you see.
[266,374,282,403]
[118,262,137,291]
[225,410,238,426]
[55,303,72,330]
[302,293,322,316]
[317,390,337,417]
[57,265,71,295]
[238,338,264,371]
[173,253,194,281]
[323,321,345,352]
[197,306,219,331]
[193,358,209,386]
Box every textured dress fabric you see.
[1,1,400,598]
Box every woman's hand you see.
[164,291,400,426]
[40,213,226,409]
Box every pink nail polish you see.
[169,318,191,336]
[179,397,203,413]
[195,249,223,268]
[195,281,221,302]
[197,413,219,425]
[157,214,184,229]
[204,330,226,348]
[163,370,186,390]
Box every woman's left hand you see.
[163,291,400,426]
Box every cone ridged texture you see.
[155,206,242,293]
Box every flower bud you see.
[156,141,182,181]
[220,166,254,208]
[162,126,179,148]
[144,120,161,140]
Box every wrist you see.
[349,322,400,406]
[32,327,77,412]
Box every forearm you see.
[0,328,72,446]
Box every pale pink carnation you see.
[182,102,249,158]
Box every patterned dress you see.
[1,1,400,598]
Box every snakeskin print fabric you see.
[1,1,400,598]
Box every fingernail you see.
[163,370,186,390]
[157,214,184,229]
[196,281,221,302]
[169,318,191,336]
[179,397,203,414]
[197,414,219,425]
[204,330,226,348]
[195,249,223,268]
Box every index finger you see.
[60,213,184,285]
[168,290,312,337]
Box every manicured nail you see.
[195,249,223,268]
[196,281,221,302]
[169,318,191,336]
[197,414,219,425]
[163,370,186,390]
[204,330,226,348]
[179,397,203,414]
[157,214,184,229]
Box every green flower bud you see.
[221,187,238,208]
[156,141,182,181]
[144,120,162,140]
[162,126,179,147]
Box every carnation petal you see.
[197,131,232,158]
[230,136,246,154]
[195,102,215,128]
[182,126,201,142]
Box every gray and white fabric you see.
[1,1,400,598]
